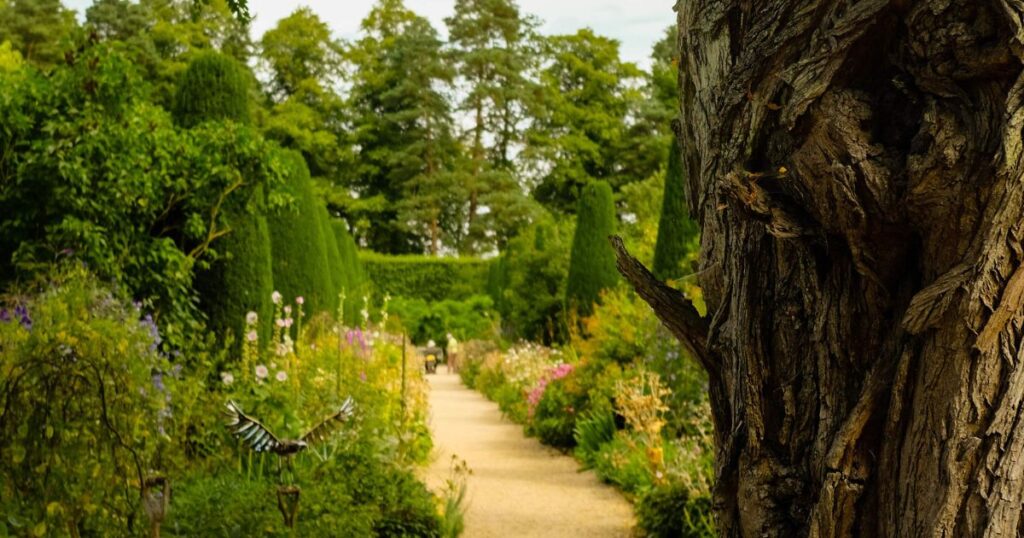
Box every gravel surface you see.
[422,372,634,538]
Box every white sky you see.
[64,0,675,68]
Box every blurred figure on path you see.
[446,333,460,374]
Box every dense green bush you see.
[0,268,175,535]
[652,129,699,280]
[268,150,335,313]
[0,44,283,347]
[635,482,715,538]
[494,220,573,343]
[360,252,492,302]
[332,220,367,325]
[390,295,497,345]
[529,377,579,449]
[172,50,252,128]
[565,180,619,317]
[574,406,617,467]
[317,203,343,313]
[173,50,275,347]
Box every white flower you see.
[271,291,282,304]
[246,330,258,342]
[245,311,258,325]
[220,372,234,385]
[284,318,293,328]
[295,296,304,305]
[255,365,269,379]
[284,305,292,315]
[276,318,286,328]
[270,362,277,369]
[276,370,288,382]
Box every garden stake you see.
[276,485,301,528]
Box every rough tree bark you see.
[613,0,1024,535]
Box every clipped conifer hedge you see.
[174,50,273,342]
[268,150,335,314]
[359,253,492,303]
[565,180,619,316]
[332,220,367,325]
[173,50,251,128]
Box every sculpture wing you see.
[224,401,282,453]
[301,397,356,446]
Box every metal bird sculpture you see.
[224,397,356,457]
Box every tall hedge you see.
[565,180,619,316]
[316,203,343,313]
[332,220,367,325]
[359,253,492,303]
[173,50,251,128]
[174,50,273,343]
[652,125,699,280]
[268,150,335,314]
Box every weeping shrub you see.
[267,150,334,314]
[565,180,619,316]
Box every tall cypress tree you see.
[652,122,699,279]
[565,180,619,316]
[268,150,335,313]
[174,50,273,344]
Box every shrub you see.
[565,180,619,317]
[652,124,699,281]
[497,220,573,344]
[0,268,174,535]
[360,252,492,302]
[0,46,283,347]
[574,407,617,467]
[268,150,335,314]
[172,50,252,128]
[332,220,368,325]
[529,377,578,449]
[317,204,343,312]
[635,482,715,538]
[591,432,657,494]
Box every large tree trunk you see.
[615,0,1024,535]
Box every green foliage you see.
[494,219,573,343]
[525,29,662,211]
[0,45,283,347]
[317,204,343,312]
[332,220,368,325]
[635,482,715,538]
[260,7,343,99]
[653,131,699,280]
[573,407,617,467]
[0,268,173,534]
[529,377,579,449]
[194,193,275,348]
[360,252,492,302]
[346,1,459,253]
[390,295,497,346]
[591,432,658,494]
[267,149,335,314]
[566,181,619,317]
[172,49,252,128]
[0,0,78,69]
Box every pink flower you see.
[284,318,293,328]
[276,319,286,328]
[255,365,268,379]
[284,305,292,315]
[359,371,367,382]
[220,372,234,385]
[295,296,304,305]
[276,370,288,382]
[246,330,258,342]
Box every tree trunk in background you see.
[614,1,1024,535]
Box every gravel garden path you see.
[422,371,634,537]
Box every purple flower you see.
[14,305,27,318]
[171,364,183,378]
[19,315,32,331]
[0,309,9,323]
[58,248,75,257]
[152,372,166,393]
